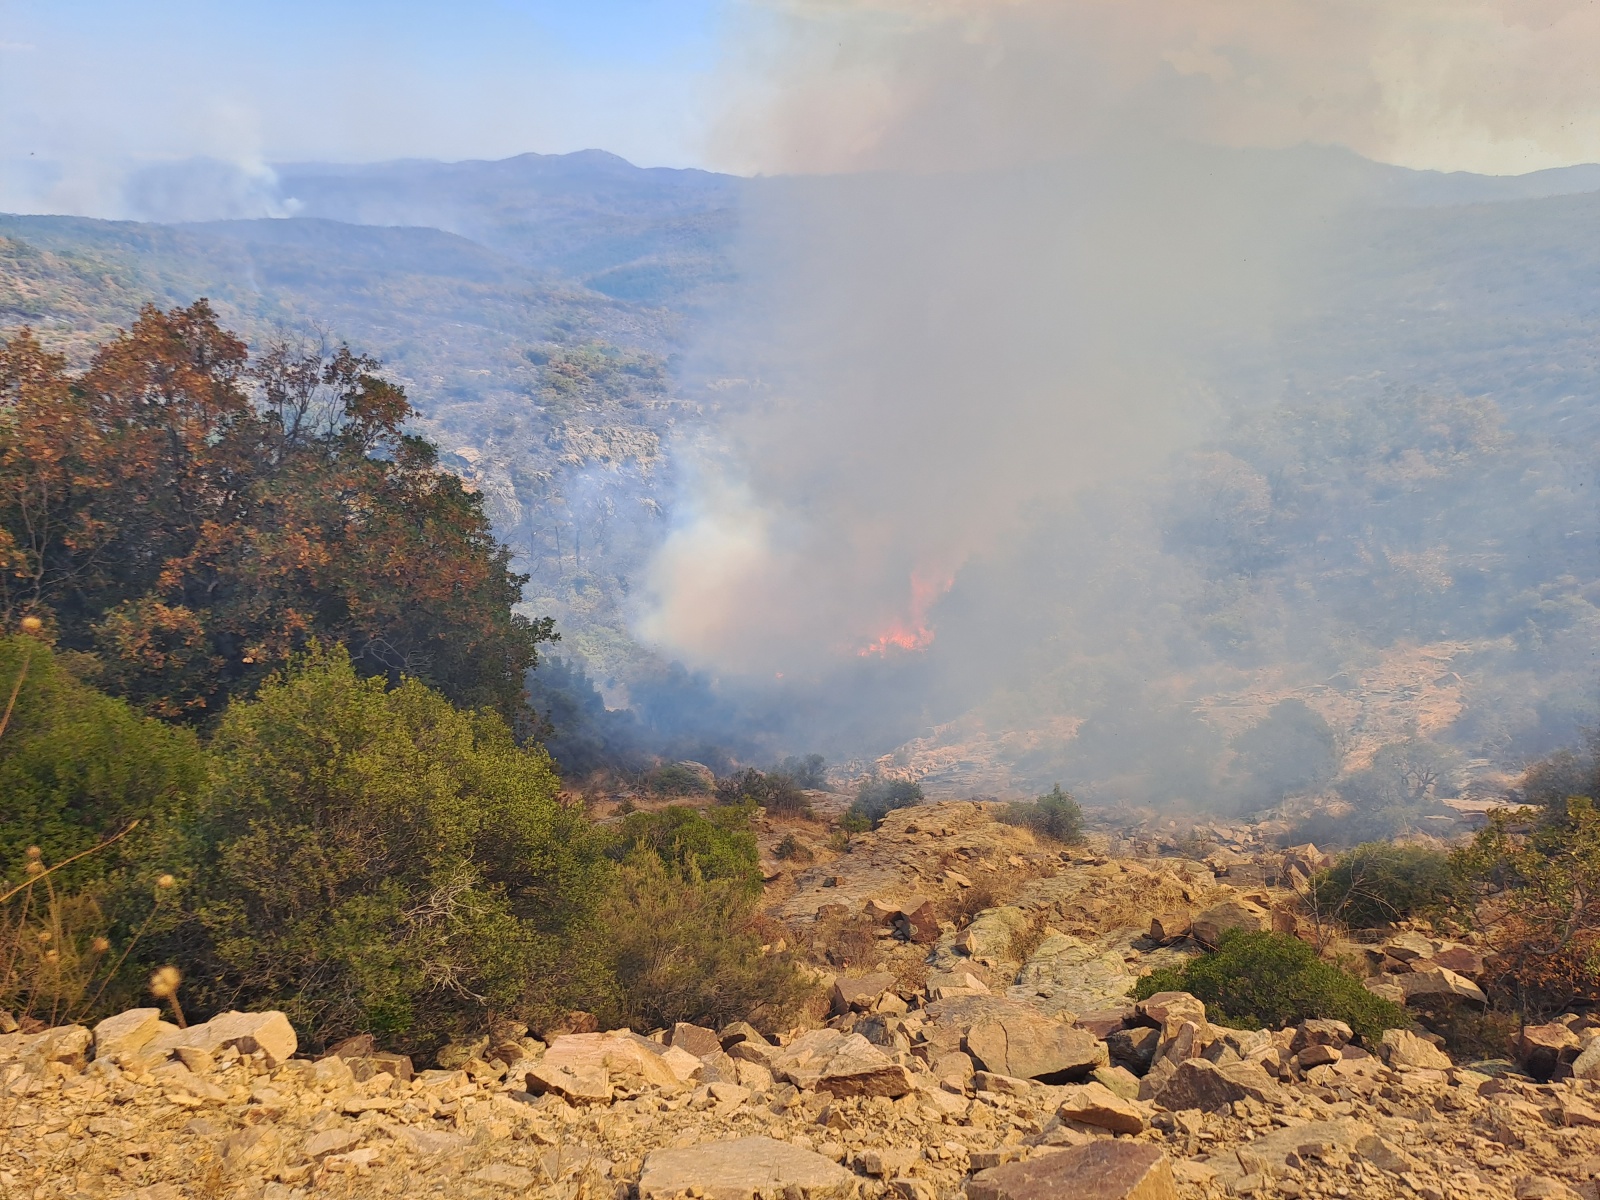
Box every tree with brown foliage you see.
[0,301,550,723]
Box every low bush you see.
[774,754,829,791]
[611,804,763,893]
[0,635,204,884]
[940,883,996,928]
[999,784,1084,844]
[1454,796,1600,1016]
[716,767,812,817]
[1308,842,1467,929]
[773,833,813,864]
[161,647,611,1050]
[1131,930,1410,1042]
[648,762,710,796]
[602,849,810,1031]
[845,777,923,830]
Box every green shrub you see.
[716,767,812,816]
[0,635,204,885]
[999,784,1084,844]
[648,762,710,796]
[846,777,923,829]
[1131,930,1410,1042]
[168,647,609,1049]
[611,803,762,893]
[601,849,810,1032]
[1309,842,1466,928]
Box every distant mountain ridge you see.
[8,144,1600,794]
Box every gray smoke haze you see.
[638,149,1335,675]
[640,1,1393,676]
[629,0,1600,803]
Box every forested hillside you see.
[5,150,1600,811]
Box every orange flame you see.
[858,572,954,657]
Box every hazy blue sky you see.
[8,0,1600,218]
[0,0,730,212]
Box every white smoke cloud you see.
[710,0,1600,177]
[641,0,1546,676]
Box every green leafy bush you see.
[167,647,609,1049]
[0,635,203,883]
[601,849,809,1032]
[1132,930,1410,1042]
[999,784,1084,844]
[716,767,812,816]
[846,777,923,830]
[1309,842,1466,928]
[611,804,762,893]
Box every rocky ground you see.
[5,802,1597,1200]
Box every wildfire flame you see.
[858,572,954,657]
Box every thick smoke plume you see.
[632,0,1600,800]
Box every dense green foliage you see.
[0,636,203,882]
[1309,842,1466,929]
[610,804,763,894]
[844,777,924,832]
[1132,930,1410,1042]
[162,648,608,1046]
[999,784,1085,844]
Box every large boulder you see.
[1057,1081,1148,1134]
[967,1141,1177,1200]
[92,1009,169,1061]
[638,1136,858,1200]
[1398,967,1488,1015]
[965,1014,1107,1084]
[145,1011,297,1067]
[1108,1026,1161,1075]
[831,972,899,1015]
[771,1029,914,1097]
[1378,1028,1452,1071]
[542,1031,700,1089]
[1518,1023,1581,1082]
[1189,900,1271,949]
[923,994,1105,1082]
[1149,1058,1282,1111]
[519,1059,611,1104]
[1572,1038,1600,1081]
[1135,992,1207,1036]
[3,1024,92,1070]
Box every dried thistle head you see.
[18,615,41,634]
[149,965,181,1000]
[156,873,176,890]
[24,861,44,877]
[43,949,58,963]
[24,846,41,860]
[35,930,50,945]
[90,936,112,954]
